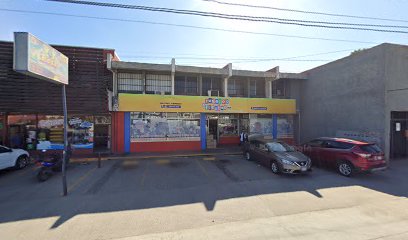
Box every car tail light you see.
[353,152,372,159]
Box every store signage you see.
[251,107,268,111]
[95,116,111,125]
[13,32,68,85]
[118,94,296,114]
[38,118,64,128]
[202,97,231,112]
[69,117,82,126]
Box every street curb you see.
[70,152,243,163]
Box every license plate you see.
[301,167,307,171]
[375,156,383,160]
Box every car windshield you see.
[266,142,295,152]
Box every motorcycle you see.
[36,149,70,182]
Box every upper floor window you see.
[202,76,222,96]
[249,79,265,98]
[228,78,246,97]
[175,75,199,96]
[272,79,288,98]
[145,74,172,95]
[117,72,144,94]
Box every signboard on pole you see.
[13,32,68,85]
[13,32,70,196]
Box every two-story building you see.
[106,56,304,153]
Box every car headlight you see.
[281,159,295,165]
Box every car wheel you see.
[37,169,51,182]
[338,161,353,177]
[271,161,280,174]
[15,155,29,170]
[245,152,251,161]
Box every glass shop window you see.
[37,115,64,150]
[68,116,94,149]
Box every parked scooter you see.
[36,147,71,182]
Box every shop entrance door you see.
[94,125,110,152]
[390,112,408,159]
[207,118,218,148]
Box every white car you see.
[0,145,30,170]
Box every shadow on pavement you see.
[0,155,407,229]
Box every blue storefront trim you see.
[200,113,207,150]
[124,112,131,153]
[272,114,278,140]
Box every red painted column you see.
[112,112,125,153]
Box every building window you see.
[219,115,239,137]
[145,74,172,95]
[272,79,287,98]
[249,79,257,97]
[175,76,198,95]
[117,72,144,93]
[249,79,265,98]
[277,115,294,138]
[250,114,273,136]
[202,76,222,96]
[228,78,246,97]
[130,112,200,142]
[67,116,94,149]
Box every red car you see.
[302,137,387,177]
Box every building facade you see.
[3,36,405,159]
[0,41,114,154]
[107,56,304,153]
[297,43,408,160]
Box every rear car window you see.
[359,144,382,153]
[308,140,324,147]
[332,141,354,149]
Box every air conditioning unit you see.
[154,91,165,95]
[208,90,219,97]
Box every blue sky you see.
[1,0,407,72]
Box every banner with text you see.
[118,94,296,114]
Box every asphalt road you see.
[0,153,407,240]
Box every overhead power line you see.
[202,0,408,24]
[0,8,379,44]
[122,56,332,62]
[120,49,355,62]
[44,0,408,34]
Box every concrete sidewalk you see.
[70,146,243,163]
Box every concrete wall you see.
[287,79,303,144]
[299,45,387,149]
[384,44,408,158]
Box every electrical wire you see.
[122,56,332,62]
[0,8,379,44]
[44,0,408,33]
[120,49,358,64]
[120,49,354,62]
[202,0,408,24]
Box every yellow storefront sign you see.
[118,93,296,114]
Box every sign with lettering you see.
[13,32,68,85]
[118,94,296,114]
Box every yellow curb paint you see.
[155,159,170,165]
[122,160,139,167]
[70,152,242,162]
